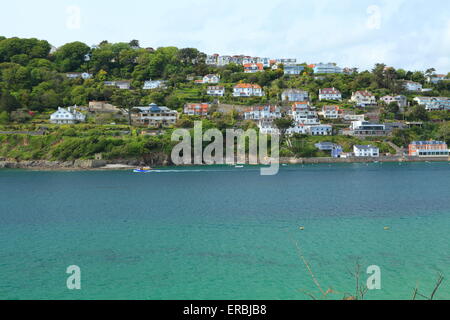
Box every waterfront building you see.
[353,145,380,157]
[408,141,449,157]
[315,142,343,158]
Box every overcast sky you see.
[2,0,450,73]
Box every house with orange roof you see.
[184,103,210,116]
[233,83,264,97]
[244,63,264,73]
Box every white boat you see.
[235,165,244,168]
[133,167,154,173]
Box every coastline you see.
[1,156,449,171]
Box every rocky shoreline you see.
[0,156,448,171]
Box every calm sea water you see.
[0,163,449,300]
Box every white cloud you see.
[0,0,449,72]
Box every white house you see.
[244,106,281,120]
[319,88,342,101]
[349,121,387,136]
[427,74,449,84]
[50,107,86,124]
[313,63,343,74]
[290,103,320,125]
[66,72,92,80]
[307,125,333,136]
[284,65,304,75]
[233,84,264,97]
[202,74,220,84]
[132,103,178,127]
[281,89,309,102]
[206,54,219,65]
[218,55,231,66]
[321,105,341,119]
[143,80,167,90]
[207,86,225,97]
[343,113,365,121]
[353,145,380,157]
[380,95,407,109]
[413,96,450,111]
[258,120,280,134]
[351,91,376,107]
[104,81,131,90]
[403,81,423,92]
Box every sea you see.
[0,162,449,300]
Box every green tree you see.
[54,41,90,72]
[273,118,294,144]
[111,90,141,127]
[0,91,21,112]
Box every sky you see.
[1,0,450,73]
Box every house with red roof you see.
[319,88,342,101]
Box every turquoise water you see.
[0,163,449,300]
